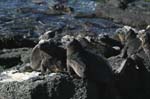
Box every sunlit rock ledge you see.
[0,69,87,99]
[0,69,58,82]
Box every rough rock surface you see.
[0,72,98,99]
[0,48,32,70]
[1,0,150,99]
[95,1,150,28]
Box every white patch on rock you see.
[112,46,120,50]
[0,70,40,82]
[48,73,57,77]
[76,34,83,40]
[85,36,92,42]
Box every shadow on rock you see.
[113,56,148,99]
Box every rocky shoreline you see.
[0,25,150,99]
[71,0,150,28]
[0,0,150,99]
[95,3,150,28]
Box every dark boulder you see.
[108,55,148,99]
[0,48,31,70]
